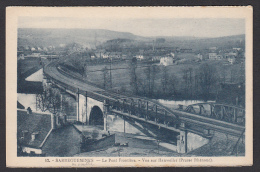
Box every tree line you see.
[65,55,244,102]
[128,59,219,101]
[36,85,75,115]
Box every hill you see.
[18,28,245,50]
[18,28,147,48]
[154,34,245,50]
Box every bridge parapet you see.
[108,97,180,129]
[185,103,245,126]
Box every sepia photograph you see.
[6,7,253,167]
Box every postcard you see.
[6,6,253,167]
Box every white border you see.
[6,6,253,167]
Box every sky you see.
[18,17,245,38]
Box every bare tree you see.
[36,89,49,112]
[129,57,138,94]
[239,62,245,84]
[160,66,178,98]
[168,74,178,96]
[83,61,88,80]
[161,66,169,95]
[102,66,110,89]
[182,67,193,98]
[137,77,147,96]
[188,68,193,97]
[150,65,160,97]
[48,88,61,114]
[36,87,62,114]
[144,65,160,97]
[182,68,189,97]
[220,65,227,84]
[144,66,151,96]
[194,71,199,99]
[198,63,217,101]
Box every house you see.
[59,44,66,48]
[151,56,159,61]
[43,47,48,51]
[109,52,122,59]
[233,48,242,51]
[136,55,144,60]
[196,53,203,60]
[121,54,128,60]
[227,56,236,64]
[17,109,68,156]
[215,55,223,60]
[90,55,96,59]
[224,51,238,58]
[180,49,192,53]
[94,51,106,58]
[102,52,110,59]
[209,53,216,60]
[17,51,25,60]
[31,53,41,57]
[48,46,55,51]
[209,47,217,52]
[208,53,223,60]
[160,57,174,66]
[17,109,53,155]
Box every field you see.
[83,55,244,100]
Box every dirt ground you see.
[74,131,245,157]
[74,132,180,157]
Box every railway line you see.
[43,60,245,137]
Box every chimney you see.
[27,107,32,115]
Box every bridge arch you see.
[89,106,104,126]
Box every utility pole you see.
[77,88,80,122]
[124,116,125,134]
[152,40,155,51]
[110,58,112,88]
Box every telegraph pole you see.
[152,40,155,51]
[110,58,112,88]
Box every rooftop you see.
[17,101,25,109]
[42,125,81,156]
[17,109,52,148]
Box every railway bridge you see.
[43,60,245,153]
